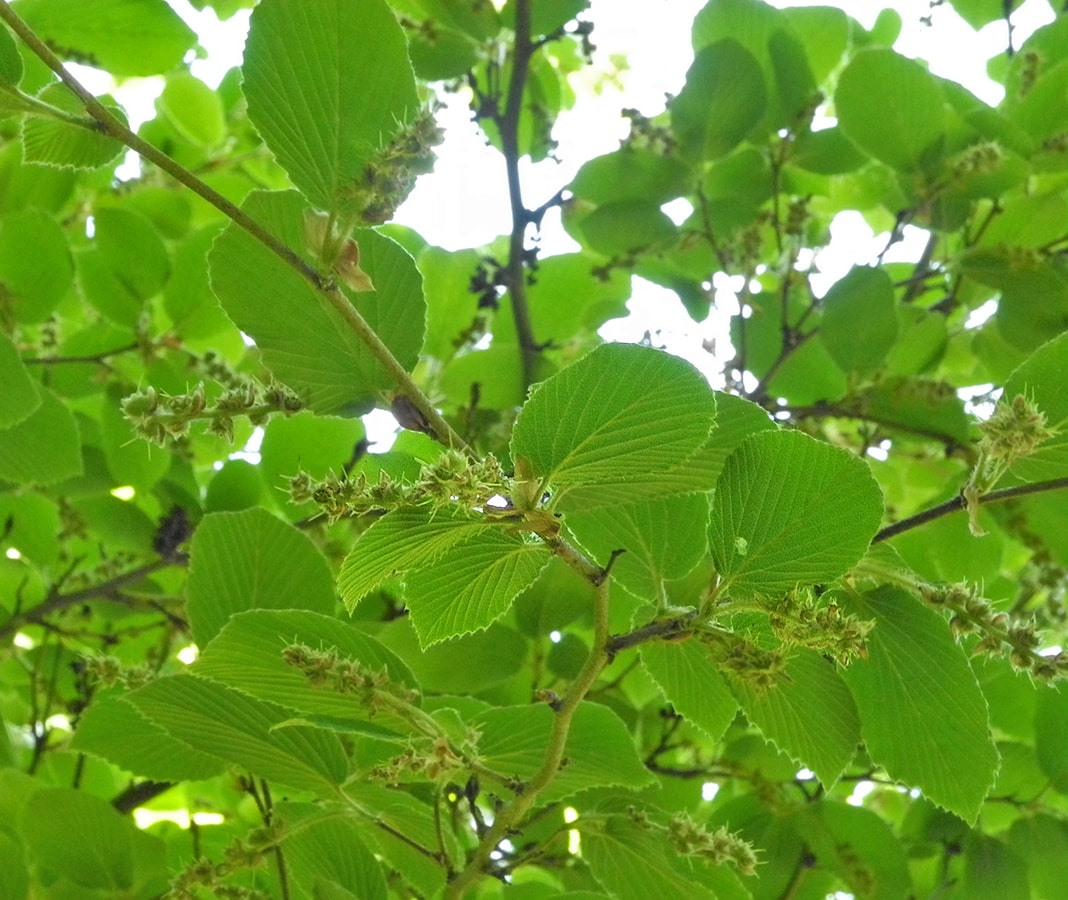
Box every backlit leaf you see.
[641,639,739,742]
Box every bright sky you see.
[80,0,1054,447]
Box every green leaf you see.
[582,814,717,900]
[16,0,196,76]
[0,493,60,566]
[960,833,1029,900]
[709,430,883,597]
[474,702,653,800]
[157,72,226,148]
[208,190,425,415]
[820,266,898,375]
[842,586,998,823]
[338,506,494,613]
[205,459,263,512]
[511,343,717,499]
[1006,814,1068,900]
[0,385,82,485]
[70,690,225,782]
[836,48,946,172]
[567,494,710,602]
[727,649,860,787]
[406,531,551,647]
[185,507,337,647]
[21,83,125,169]
[243,0,419,216]
[20,788,140,890]
[0,23,23,86]
[194,609,419,735]
[1001,332,1068,482]
[641,639,739,743]
[575,200,677,256]
[129,674,349,794]
[282,813,388,900]
[100,387,170,492]
[1034,684,1068,793]
[0,333,38,428]
[0,209,74,323]
[570,149,692,205]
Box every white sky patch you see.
[177,645,199,665]
[847,779,876,806]
[965,299,999,330]
[701,782,720,801]
[5,547,20,560]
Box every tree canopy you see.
[0,0,1066,897]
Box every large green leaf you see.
[282,812,388,900]
[820,266,898,376]
[157,72,226,148]
[728,648,860,787]
[21,83,126,169]
[641,639,739,743]
[566,494,710,603]
[194,609,419,735]
[511,343,717,500]
[709,430,883,597]
[70,690,226,782]
[836,48,946,172]
[243,0,419,216]
[16,0,196,76]
[1001,332,1068,482]
[842,587,998,823]
[185,507,337,647]
[406,531,552,647]
[208,190,425,415]
[129,674,349,794]
[1034,684,1068,793]
[0,334,38,428]
[0,385,82,485]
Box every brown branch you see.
[874,477,1068,543]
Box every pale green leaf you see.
[1034,684,1068,793]
[710,430,883,597]
[70,691,225,782]
[836,48,946,171]
[208,190,425,415]
[0,385,83,485]
[185,507,337,647]
[0,24,22,86]
[0,333,38,428]
[821,266,898,375]
[1002,331,1068,482]
[582,815,717,900]
[728,649,860,787]
[157,72,225,147]
[567,494,710,602]
[21,84,125,169]
[842,587,998,823]
[194,609,418,736]
[406,531,551,647]
[575,200,677,255]
[17,0,196,76]
[243,0,418,216]
[129,674,349,794]
[641,639,739,742]
[960,834,1029,900]
[338,506,492,612]
[511,343,717,498]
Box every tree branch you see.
[873,477,1068,543]
[0,0,469,457]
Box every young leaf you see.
[242,0,418,216]
[842,586,999,823]
[406,531,552,647]
[727,648,860,787]
[511,343,717,499]
[185,507,337,647]
[21,84,126,169]
[0,334,38,428]
[820,266,899,376]
[641,639,740,743]
[208,190,425,415]
[0,209,74,323]
[710,430,883,597]
[129,674,349,794]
